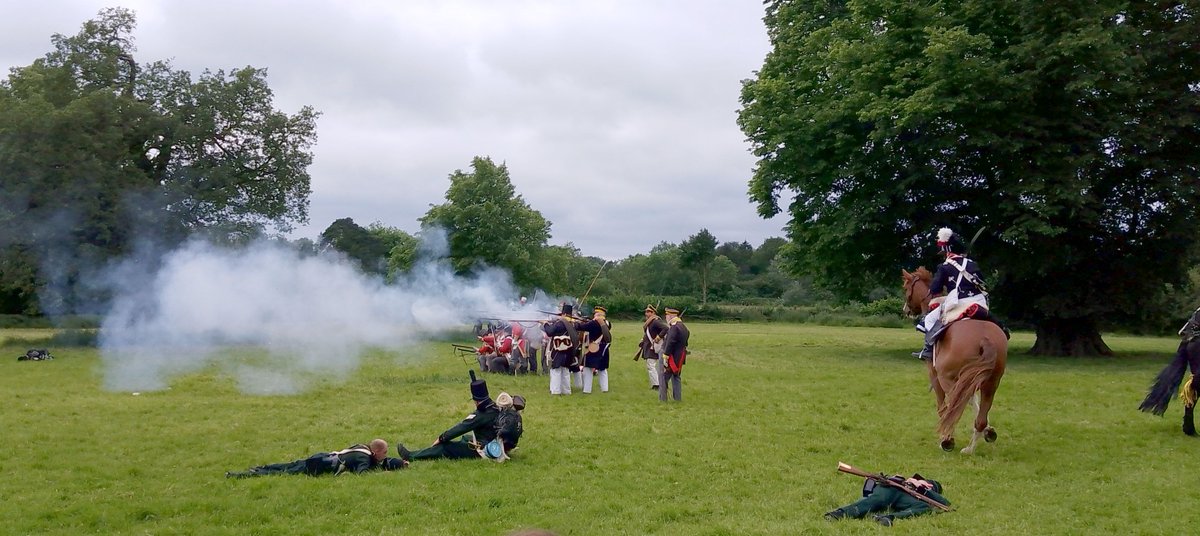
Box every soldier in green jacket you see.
[226,438,405,478]
[824,474,950,526]
[402,372,501,461]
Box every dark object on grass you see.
[1138,332,1200,436]
[18,348,53,361]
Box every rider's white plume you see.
[937,228,953,242]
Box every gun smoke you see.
[98,230,544,394]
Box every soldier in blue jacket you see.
[914,228,1008,360]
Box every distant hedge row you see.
[586,295,911,328]
[0,315,101,329]
[0,297,913,340]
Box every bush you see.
[860,296,905,317]
[0,315,101,329]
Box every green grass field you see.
[0,323,1191,535]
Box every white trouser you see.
[644,357,660,386]
[571,370,582,389]
[550,367,572,395]
[922,311,938,332]
[581,368,609,393]
[926,294,988,330]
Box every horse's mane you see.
[913,266,932,283]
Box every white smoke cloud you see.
[98,230,524,394]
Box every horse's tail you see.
[1138,342,1190,416]
[937,336,999,439]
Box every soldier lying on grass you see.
[225,438,407,478]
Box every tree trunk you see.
[1029,317,1113,356]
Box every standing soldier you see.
[578,306,613,393]
[636,304,668,391]
[659,307,690,402]
[543,303,579,395]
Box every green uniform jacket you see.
[438,404,500,445]
[336,450,378,474]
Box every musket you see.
[538,310,586,322]
[475,316,552,325]
[835,462,952,512]
[577,260,609,308]
[450,344,475,365]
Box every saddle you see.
[939,300,985,325]
[929,301,989,343]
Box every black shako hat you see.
[560,303,573,316]
[469,370,489,401]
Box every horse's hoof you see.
[984,427,998,442]
[960,446,975,455]
[940,438,955,451]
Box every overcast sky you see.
[2,1,788,260]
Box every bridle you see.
[902,273,932,317]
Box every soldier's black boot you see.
[396,443,412,462]
[1184,405,1196,436]
[823,509,846,521]
[912,320,939,360]
[912,318,940,359]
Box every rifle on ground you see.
[451,344,476,365]
[836,462,952,512]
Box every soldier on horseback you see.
[913,228,1009,360]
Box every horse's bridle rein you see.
[903,274,932,317]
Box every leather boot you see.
[912,318,939,360]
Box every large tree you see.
[319,218,390,275]
[420,156,551,289]
[0,8,317,314]
[717,241,755,274]
[739,0,1200,355]
[678,229,719,305]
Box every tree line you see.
[308,157,815,308]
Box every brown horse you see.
[902,267,1008,453]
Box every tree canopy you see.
[678,228,719,304]
[0,8,317,314]
[739,0,1200,354]
[420,156,551,290]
